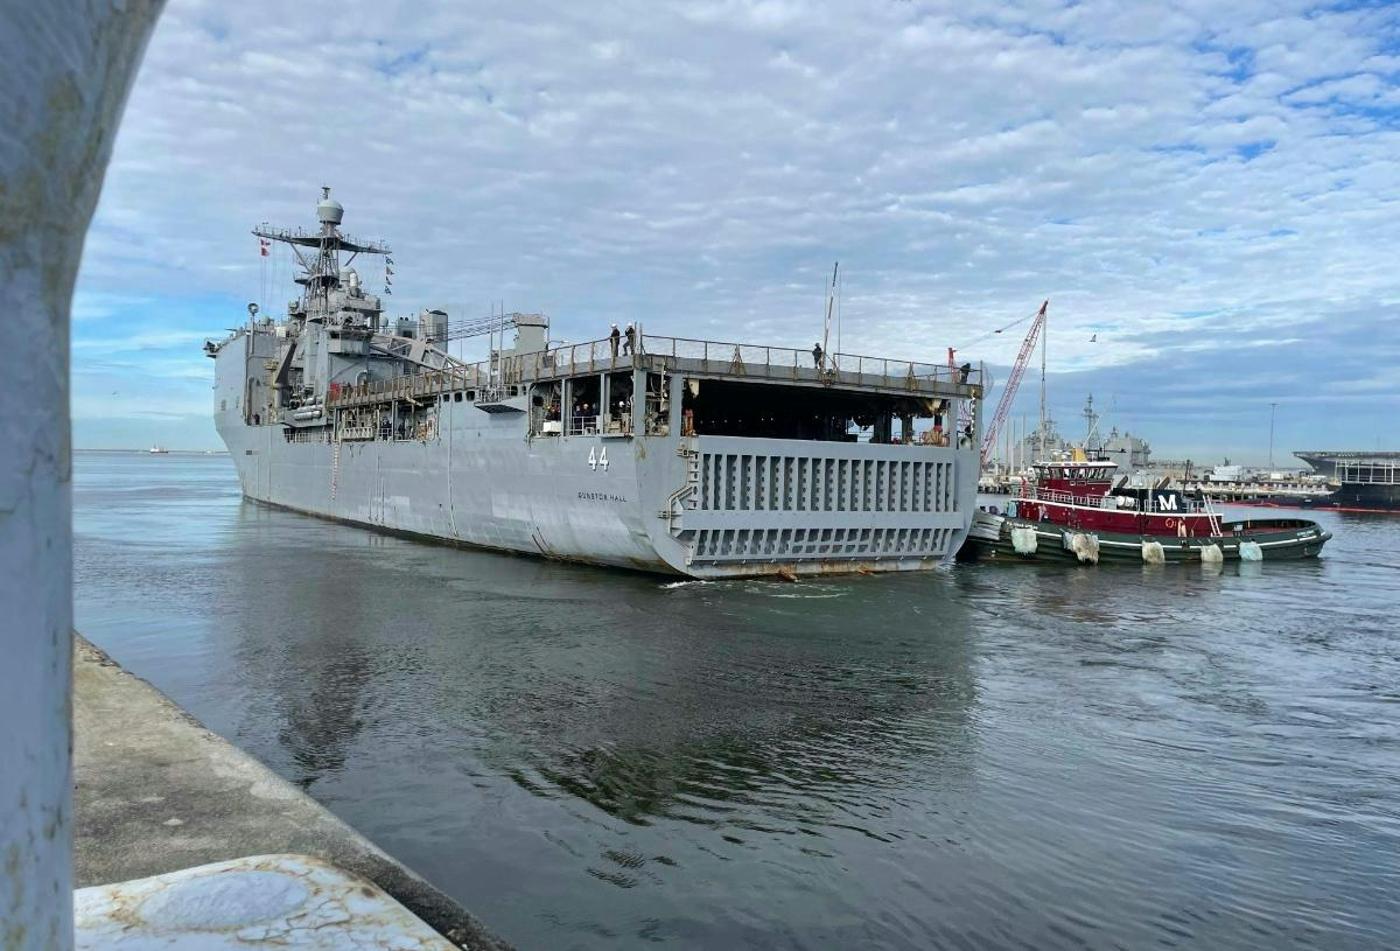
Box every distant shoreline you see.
[75,448,227,455]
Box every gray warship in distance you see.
[205,189,986,577]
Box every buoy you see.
[1141,541,1166,564]
[1010,526,1038,555]
[1200,543,1224,564]
[1239,541,1263,562]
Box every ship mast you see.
[311,186,341,317]
[251,187,391,322]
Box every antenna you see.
[1269,402,1277,469]
[828,266,840,355]
[821,261,838,369]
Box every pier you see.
[1181,479,1332,505]
[72,635,506,950]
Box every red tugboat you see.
[966,454,1331,564]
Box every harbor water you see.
[75,451,1400,950]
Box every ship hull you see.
[216,410,980,579]
[1308,482,1400,512]
[220,419,673,572]
[962,512,1330,564]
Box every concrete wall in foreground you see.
[71,636,506,949]
[0,3,163,948]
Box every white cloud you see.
[73,0,1400,456]
[74,330,222,353]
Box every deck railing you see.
[640,334,974,389]
[567,415,601,436]
[324,333,981,409]
[1021,485,1214,514]
[1336,462,1399,485]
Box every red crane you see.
[980,299,1048,466]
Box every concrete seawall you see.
[72,635,508,950]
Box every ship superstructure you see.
[1295,450,1400,479]
[205,191,986,577]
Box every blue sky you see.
[74,0,1400,463]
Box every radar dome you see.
[317,196,344,225]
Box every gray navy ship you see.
[1295,450,1400,511]
[205,190,986,577]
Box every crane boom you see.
[980,300,1048,467]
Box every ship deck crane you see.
[980,300,1048,467]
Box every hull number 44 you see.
[588,446,609,471]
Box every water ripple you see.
[73,455,1400,950]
